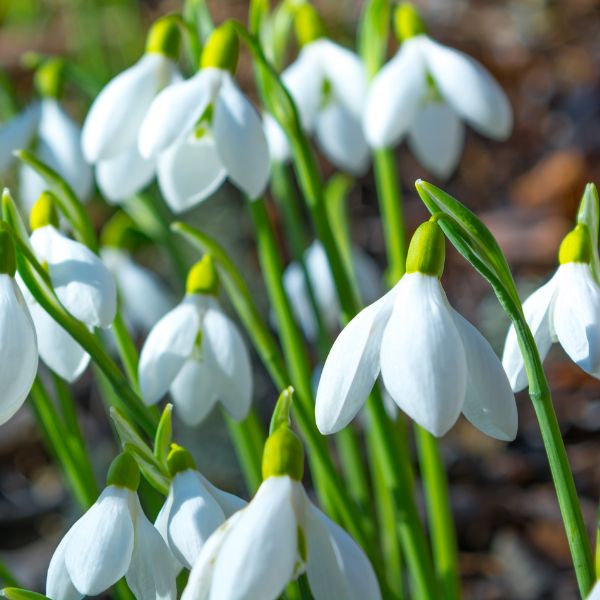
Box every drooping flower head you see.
[503,223,600,391]
[183,388,381,600]
[364,3,512,179]
[46,452,177,600]
[316,219,517,439]
[138,254,253,425]
[264,4,370,176]
[139,22,270,212]
[82,16,182,203]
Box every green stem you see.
[112,310,140,390]
[0,560,19,588]
[415,427,460,600]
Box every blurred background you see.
[0,1,599,599]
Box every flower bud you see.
[186,255,219,296]
[262,425,304,481]
[405,219,445,277]
[0,223,16,277]
[294,4,325,47]
[106,452,140,491]
[146,16,181,61]
[34,57,65,99]
[167,443,196,476]
[394,3,426,43]
[30,192,59,231]
[558,224,592,265]
[200,22,239,74]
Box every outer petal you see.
[305,500,381,600]
[421,36,512,140]
[213,76,270,199]
[139,68,223,159]
[380,273,467,436]
[502,275,557,392]
[196,472,247,517]
[209,477,299,600]
[0,104,39,173]
[202,301,253,421]
[46,529,84,600]
[314,102,370,176]
[82,54,178,162]
[65,486,135,596]
[157,135,227,213]
[30,225,117,327]
[452,310,518,441]
[315,286,397,434]
[165,470,227,569]
[553,263,600,377]
[0,276,38,424]
[154,490,183,576]
[407,102,465,179]
[364,38,427,148]
[138,299,201,405]
[95,146,156,204]
[263,112,291,163]
[126,495,177,600]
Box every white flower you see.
[82,53,180,203]
[0,272,38,424]
[182,475,381,600]
[265,39,370,176]
[155,446,246,570]
[0,100,92,210]
[283,241,381,340]
[316,221,517,439]
[46,455,176,600]
[138,67,269,212]
[138,265,252,425]
[101,247,173,332]
[503,229,600,391]
[364,34,512,178]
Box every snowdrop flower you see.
[139,22,270,212]
[183,389,381,600]
[284,240,381,340]
[138,255,252,425]
[82,17,182,203]
[316,219,517,439]
[46,452,176,600]
[264,5,370,176]
[0,58,92,211]
[364,3,512,179]
[0,223,38,425]
[503,224,600,391]
[23,192,117,381]
[155,444,246,570]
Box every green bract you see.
[106,452,140,491]
[167,443,196,476]
[30,192,59,231]
[186,254,219,295]
[145,16,181,60]
[200,22,239,73]
[558,224,592,265]
[405,219,445,277]
[294,4,325,47]
[394,2,426,42]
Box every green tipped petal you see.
[167,443,196,476]
[406,219,445,277]
[106,452,140,491]
[146,16,181,60]
[394,3,426,42]
[30,191,59,231]
[559,224,592,265]
[200,22,239,74]
[186,254,219,295]
[294,4,325,47]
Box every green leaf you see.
[576,183,600,285]
[1,588,50,600]
[154,403,173,469]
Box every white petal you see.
[202,301,253,421]
[421,37,512,140]
[452,310,517,441]
[314,102,370,176]
[65,486,135,596]
[213,76,270,199]
[304,241,339,332]
[364,38,427,148]
[170,358,219,426]
[407,102,465,179]
[164,470,227,569]
[315,286,397,434]
[46,529,84,600]
[139,68,223,159]
[126,495,177,600]
[380,273,467,436]
[0,276,38,424]
[196,472,247,517]
[154,489,183,574]
[587,580,600,600]
[305,500,381,600]
[0,104,39,173]
[263,112,291,163]
[553,263,600,377]
[283,259,319,341]
[82,54,179,162]
[138,298,201,405]
[502,275,557,392]
[209,477,300,600]
[157,135,227,213]
[30,225,117,327]
[96,146,156,204]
